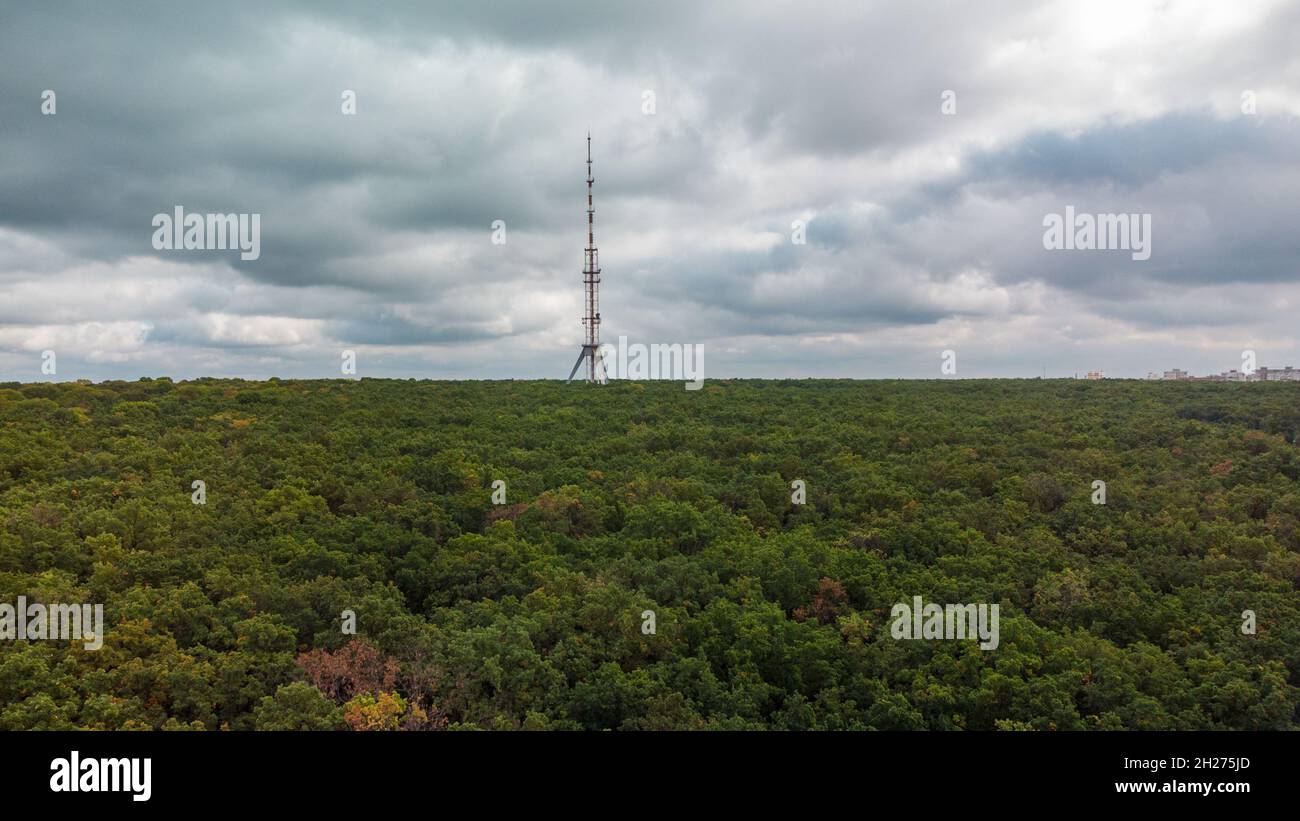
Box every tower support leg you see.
[568,344,607,384]
[567,348,589,383]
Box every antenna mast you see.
[567,133,606,383]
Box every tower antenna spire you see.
[568,133,605,384]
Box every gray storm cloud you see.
[2,0,1299,381]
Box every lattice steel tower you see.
[567,133,607,383]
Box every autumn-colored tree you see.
[343,692,407,731]
[296,638,398,702]
[794,577,848,625]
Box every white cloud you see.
[2,1,1299,380]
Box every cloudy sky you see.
[2,0,1299,381]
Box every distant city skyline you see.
[1155,364,1300,381]
[2,1,1299,382]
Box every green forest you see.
[1,377,1297,730]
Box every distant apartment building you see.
[1159,366,1300,382]
[1258,365,1300,381]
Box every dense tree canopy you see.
[0,377,1297,730]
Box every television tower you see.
[567,133,607,384]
